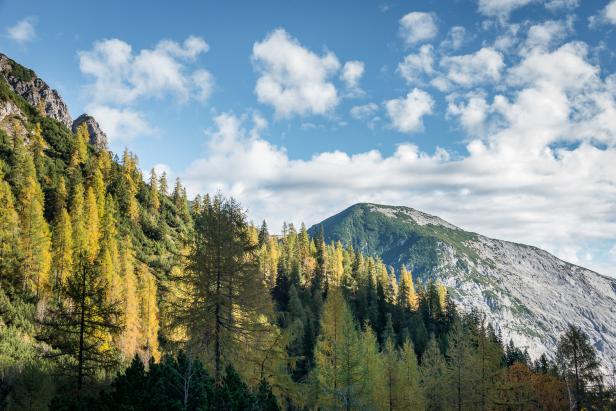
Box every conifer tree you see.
[41,256,122,395]
[17,156,51,297]
[397,338,424,410]
[74,123,89,165]
[446,321,480,411]
[137,262,160,362]
[420,337,447,411]
[171,194,273,379]
[0,170,21,289]
[397,265,418,311]
[149,168,160,211]
[84,186,100,263]
[51,208,73,293]
[314,289,363,410]
[557,324,603,411]
[118,237,139,361]
[360,326,385,410]
[159,171,168,196]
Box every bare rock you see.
[72,114,108,151]
[0,53,72,128]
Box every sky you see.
[1,0,616,277]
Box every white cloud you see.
[6,17,36,44]
[610,245,616,259]
[86,105,155,142]
[436,47,505,90]
[545,0,578,11]
[384,88,434,133]
[399,12,438,46]
[252,29,342,118]
[350,103,380,129]
[341,60,365,96]
[441,26,466,50]
[177,39,616,276]
[79,36,213,105]
[397,45,434,84]
[477,0,535,18]
[603,1,616,24]
[447,92,491,136]
[523,19,572,51]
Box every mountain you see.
[0,53,107,150]
[309,203,616,370]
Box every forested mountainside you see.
[309,203,616,372]
[0,53,613,410]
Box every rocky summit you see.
[309,203,616,371]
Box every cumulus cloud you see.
[6,17,36,44]
[86,105,155,142]
[78,36,212,142]
[435,47,505,90]
[399,12,438,46]
[523,19,572,51]
[447,92,491,136]
[602,1,616,25]
[477,0,535,19]
[341,60,365,96]
[384,88,434,133]
[397,45,434,84]
[177,38,616,276]
[252,29,342,118]
[350,103,380,129]
[79,36,213,105]
[441,26,466,50]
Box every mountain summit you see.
[309,203,616,370]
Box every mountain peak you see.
[311,202,616,371]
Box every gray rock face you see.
[72,114,108,151]
[0,53,72,128]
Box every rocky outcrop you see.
[72,114,108,151]
[0,53,72,128]
[0,100,26,137]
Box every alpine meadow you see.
[1,1,616,410]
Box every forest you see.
[0,78,614,410]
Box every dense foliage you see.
[0,74,613,410]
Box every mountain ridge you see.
[309,202,616,371]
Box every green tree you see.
[557,324,603,411]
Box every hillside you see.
[309,203,616,370]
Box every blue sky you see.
[1,0,616,276]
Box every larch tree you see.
[137,262,160,362]
[556,324,603,411]
[84,186,100,263]
[16,153,51,297]
[420,336,448,411]
[74,123,89,165]
[149,168,160,211]
[397,265,418,311]
[397,338,424,410]
[51,208,73,294]
[170,194,273,379]
[360,326,385,410]
[41,255,122,396]
[118,236,140,361]
[0,170,21,289]
[314,288,364,411]
[446,321,480,411]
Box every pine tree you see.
[446,321,480,411]
[382,338,400,411]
